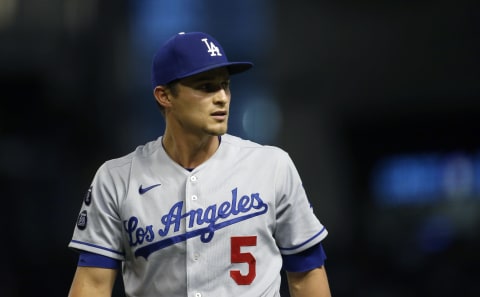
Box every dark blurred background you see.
[1,0,479,296]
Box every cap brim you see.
[226,62,254,75]
[176,61,253,81]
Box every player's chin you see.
[206,123,228,136]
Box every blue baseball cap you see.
[151,32,253,89]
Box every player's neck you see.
[161,131,220,169]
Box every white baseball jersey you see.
[69,134,328,297]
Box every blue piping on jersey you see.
[78,251,121,269]
[70,240,125,256]
[282,243,327,272]
[278,227,327,251]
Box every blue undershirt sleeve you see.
[78,251,121,269]
[282,243,327,272]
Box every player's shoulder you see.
[100,137,162,172]
[221,134,288,156]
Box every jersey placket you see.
[185,172,204,297]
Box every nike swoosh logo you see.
[138,183,161,195]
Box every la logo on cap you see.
[201,38,222,57]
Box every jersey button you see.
[190,175,197,182]
[191,195,198,201]
[195,293,201,297]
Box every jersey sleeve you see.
[78,251,122,269]
[282,243,327,272]
[68,161,127,261]
[273,152,328,255]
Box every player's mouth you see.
[211,110,228,121]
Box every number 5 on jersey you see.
[230,236,257,285]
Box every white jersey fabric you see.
[69,134,328,297]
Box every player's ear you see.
[153,86,172,109]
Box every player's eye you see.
[198,83,216,92]
[198,82,226,93]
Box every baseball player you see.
[68,31,331,297]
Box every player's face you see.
[168,67,231,136]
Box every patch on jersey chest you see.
[124,187,268,259]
